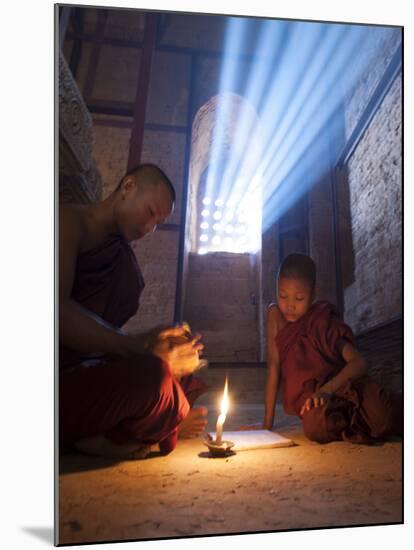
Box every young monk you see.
[262,253,402,444]
[59,163,208,459]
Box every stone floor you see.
[58,368,402,545]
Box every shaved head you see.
[117,163,176,204]
[278,253,316,291]
[112,163,175,241]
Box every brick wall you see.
[92,121,131,198]
[308,171,338,306]
[342,74,401,333]
[342,27,401,141]
[146,51,191,127]
[123,230,180,334]
[141,129,186,226]
[183,252,260,362]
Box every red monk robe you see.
[276,301,402,444]
[59,235,207,454]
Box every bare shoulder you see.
[59,204,87,246]
[59,203,85,225]
[267,303,286,332]
[267,303,281,320]
[266,304,283,361]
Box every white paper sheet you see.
[209,430,295,451]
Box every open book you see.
[209,430,295,451]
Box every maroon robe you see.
[276,301,402,444]
[59,234,206,454]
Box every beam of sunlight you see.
[216,19,290,205]
[198,21,399,254]
[205,17,249,200]
[223,21,330,206]
[258,26,368,183]
[230,23,361,209]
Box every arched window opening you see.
[188,92,262,255]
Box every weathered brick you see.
[141,130,186,226]
[343,27,401,140]
[146,51,191,127]
[184,251,260,362]
[344,75,401,332]
[93,45,141,102]
[92,125,131,198]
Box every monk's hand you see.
[299,391,332,417]
[150,335,204,379]
[144,323,191,350]
[155,322,191,339]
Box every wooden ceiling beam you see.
[83,9,108,100]
[127,13,159,171]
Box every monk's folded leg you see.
[352,377,402,439]
[179,374,208,407]
[176,374,209,440]
[301,400,351,443]
[59,354,190,454]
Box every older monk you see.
[59,163,208,459]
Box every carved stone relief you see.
[58,50,102,203]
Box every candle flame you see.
[220,377,229,416]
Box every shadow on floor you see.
[60,449,173,474]
[22,526,54,545]
[59,402,303,475]
[59,453,122,475]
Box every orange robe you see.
[276,301,402,444]
[59,235,206,453]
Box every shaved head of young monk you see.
[277,253,316,323]
[113,164,175,241]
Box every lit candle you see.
[215,377,229,445]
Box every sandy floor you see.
[58,399,402,545]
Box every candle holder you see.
[203,433,235,456]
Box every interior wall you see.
[261,222,279,359]
[308,160,338,306]
[342,28,401,141]
[342,75,402,333]
[183,252,261,362]
[338,29,402,333]
[91,120,132,198]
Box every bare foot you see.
[178,406,208,439]
[74,435,152,460]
